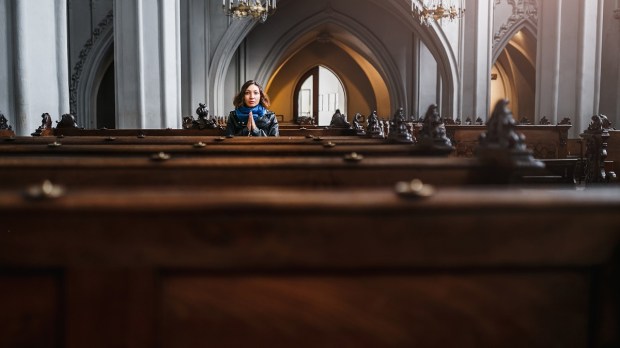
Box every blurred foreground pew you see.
[0,185,619,348]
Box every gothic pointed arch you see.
[70,11,114,128]
[208,0,460,118]
[492,18,537,64]
[491,25,537,120]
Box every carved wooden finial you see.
[56,114,80,129]
[352,113,366,136]
[0,113,12,131]
[31,113,54,136]
[329,109,351,129]
[184,103,220,130]
[581,114,615,184]
[558,117,572,125]
[418,104,451,149]
[366,110,384,139]
[196,103,208,119]
[388,107,414,144]
[476,99,543,171]
[0,113,15,137]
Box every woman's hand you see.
[247,111,256,132]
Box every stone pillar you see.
[114,0,181,129]
[600,0,620,128]
[536,0,604,137]
[181,0,211,118]
[0,0,70,136]
[0,0,12,126]
[460,0,493,122]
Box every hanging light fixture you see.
[411,0,465,26]
[223,0,276,23]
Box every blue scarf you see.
[235,105,266,122]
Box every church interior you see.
[1,0,620,347]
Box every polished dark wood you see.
[608,130,620,176]
[0,155,495,188]
[0,186,619,347]
[447,124,571,158]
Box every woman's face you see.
[244,84,261,108]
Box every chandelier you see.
[223,0,276,23]
[411,0,465,26]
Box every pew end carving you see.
[328,109,352,129]
[352,113,366,136]
[388,107,414,144]
[0,113,15,137]
[581,114,616,184]
[183,103,222,130]
[31,113,54,136]
[366,110,384,139]
[476,99,544,182]
[417,104,452,153]
[56,113,80,129]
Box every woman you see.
[226,80,279,137]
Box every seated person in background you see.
[226,80,279,136]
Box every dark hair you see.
[233,80,271,108]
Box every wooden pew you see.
[49,127,357,137]
[0,142,456,157]
[45,124,572,158]
[446,124,572,158]
[608,130,620,175]
[2,135,384,146]
[0,136,576,186]
[0,185,619,347]
[0,155,523,188]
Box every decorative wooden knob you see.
[25,180,65,200]
[343,152,363,162]
[151,152,171,161]
[395,179,435,198]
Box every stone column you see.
[460,0,493,122]
[114,0,181,129]
[0,0,70,136]
[536,0,604,137]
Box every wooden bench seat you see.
[0,142,453,157]
[446,124,571,158]
[0,155,501,188]
[0,154,577,189]
[50,127,357,137]
[3,135,393,146]
[0,185,618,347]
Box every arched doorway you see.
[491,28,536,121]
[293,65,347,126]
[95,62,116,129]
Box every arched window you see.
[293,66,346,126]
